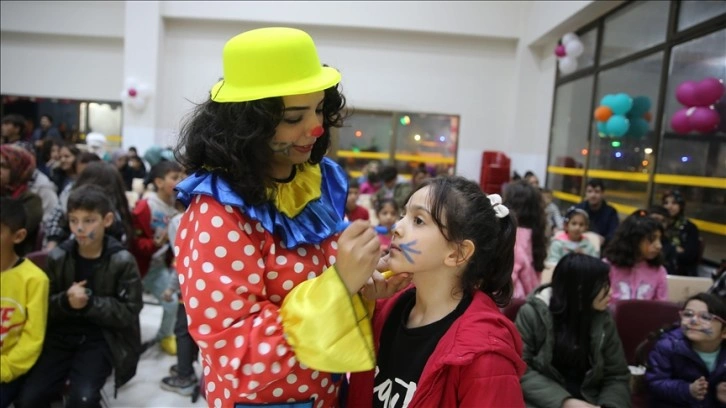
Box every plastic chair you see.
[666,275,713,303]
[611,299,681,366]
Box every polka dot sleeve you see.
[175,195,340,406]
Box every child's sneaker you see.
[160,335,177,355]
[161,374,197,396]
[169,364,178,377]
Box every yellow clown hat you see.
[210,27,341,103]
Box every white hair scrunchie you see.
[487,194,510,218]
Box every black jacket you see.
[46,236,143,392]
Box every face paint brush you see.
[335,220,391,235]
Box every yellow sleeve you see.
[1,271,49,382]
[279,265,375,373]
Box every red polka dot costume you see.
[175,158,374,408]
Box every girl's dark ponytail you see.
[482,212,517,307]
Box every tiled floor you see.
[100,299,207,407]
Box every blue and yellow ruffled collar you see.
[176,157,348,248]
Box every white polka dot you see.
[266,271,278,279]
[183,256,190,267]
[228,231,240,242]
[190,239,195,248]
[246,393,257,400]
[192,249,199,261]
[328,384,335,394]
[240,223,250,235]
[214,340,226,349]
[331,241,338,250]
[231,260,244,271]
[321,378,328,387]
[224,205,233,213]
[196,279,206,291]
[273,388,283,397]
[249,303,261,313]
[200,202,208,213]
[328,256,336,265]
[297,247,307,256]
[242,364,252,375]
[248,380,259,390]
[199,324,211,335]
[264,325,275,336]
[270,295,282,303]
[194,221,199,232]
[215,246,227,258]
[230,300,244,310]
[234,336,244,347]
[220,275,232,284]
[312,255,319,265]
[276,255,287,265]
[257,259,265,268]
[188,297,199,308]
[299,362,309,370]
[204,365,210,375]
[299,385,309,393]
[311,394,319,403]
[307,272,317,280]
[258,342,271,355]
[224,388,231,399]
[199,232,210,243]
[252,362,265,374]
[244,245,255,256]
[218,356,228,367]
[178,274,185,285]
[204,307,217,318]
[197,340,208,349]
[294,262,304,273]
[211,216,223,228]
[236,285,248,294]
[286,374,297,384]
[255,223,264,233]
[195,196,201,204]
[253,317,263,327]
[271,362,281,374]
[174,245,180,256]
[211,290,224,302]
[282,280,294,290]
[248,274,261,284]
[190,209,196,220]
[230,357,240,370]
[317,401,324,408]
[276,344,287,356]
[180,228,188,239]
[214,398,222,408]
[311,371,319,380]
[202,262,214,273]
[223,318,234,328]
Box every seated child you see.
[375,198,398,253]
[0,198,49,408]
[646,292,725,407]
[546,207,599,267]
[345,178,370,222]
[15,185,143,407]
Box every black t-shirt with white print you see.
[373,288,472,408]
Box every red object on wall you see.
[480,151,511,195]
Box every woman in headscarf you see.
[0,144,43,254]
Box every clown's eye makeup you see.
[283,116,303,124]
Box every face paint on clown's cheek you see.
[269,141,293,156]
[398,240,421,264]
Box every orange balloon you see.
[643,112,652,122]
[594,106,613,122]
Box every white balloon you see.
[128,97,147,112]
[125,77,139,89]
[559,56,578,74]
[562,33,578,45]
[120,90,129,101]
[136,84,153,99]
[565,40,584,57]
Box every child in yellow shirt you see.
[0,197,49,408]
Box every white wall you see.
[159,19,517,181]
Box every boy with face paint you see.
[15,185,143,407]
[646,293,726,407]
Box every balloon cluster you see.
[120,77,152,112]
[554,33,584,75]
[594,93,652,139]
[671,77,724,134]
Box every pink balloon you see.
[690,106,720,133]
[676,81,699,106]
[670,108,691,133]
[696,77,725,106]
[555,45,567,57]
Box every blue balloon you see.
[610,93,634,115]
[597,121,608,137]
[606,115,630,137]
[630,96,651,117]
[600,94,617,109]
[629,118,649,139]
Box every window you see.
[601,1,669,64]
[678,0,726,31]
[578,28,599,70]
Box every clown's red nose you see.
[311,126,324,138]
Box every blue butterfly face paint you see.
[398,240,421,264]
